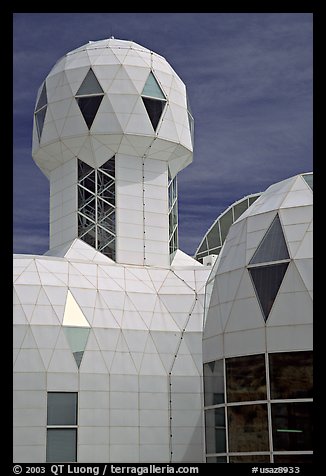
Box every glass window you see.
[46,428,77,462]
[233,200,250,221]
[302,173,313,191]
[63,327,90,368]
[35,108,47,141]
[249,195,259,206]
[76,96,104,129]
[250,214,289,264]
[142,72,165,99]
[249,262,289,320]
[204,360,224,406]
[77,158,116,260]
[142,97,166,131]
[36,82,48,111]
[206,456,227,463]
[226,354,266,402]
[47,392,77,425]
[207,225,221,251]
[219,209,233,243]
[273,454,313,463]
[269,351,313,399]
[205,408,226,454]
[228,404,269,452]
[271,402,312,451]
[77,68,104,95]
[229,455,270,463]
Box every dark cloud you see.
[13,13,312,257]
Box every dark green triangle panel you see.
[249,262,289,321]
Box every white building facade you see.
[203,173,313,463]
[13,38,211,463]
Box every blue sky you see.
[13,12,312,257]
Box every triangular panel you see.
[249,263,289,321]
[63,327,90,368]
[142,97,166,131]
[76,68,104,95]
[76,95,104,129]
[63,290,90,327]
[36,82,47,111]
[142,72,165,99]
[250,214,289,264]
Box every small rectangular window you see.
[47,392,78,462]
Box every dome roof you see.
[203,173,313,359]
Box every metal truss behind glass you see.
[168,170,178,261]
[77,157,116,260]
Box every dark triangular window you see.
[141,72,166,131]
[250,214,289,265]
[76,96,103,129]
[249,263,289,321]
[35,82,48,140]
[142,97,166,131]
[75,68,104,130]
[36,82,48,110]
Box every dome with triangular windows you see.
[32,38,194,178]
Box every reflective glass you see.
[249,195,259,205]
[249,263,289,320]
[233,199,250,221]
[46,428,77,462]
[250,214,289,264]
[78,160,93,181]
[302,173,313,191]
[47,392,77,425]
[269,351,313,399]
[207,224,221,250]
[204,360,224,406]
[35,107,47,140]
[228,404,269,452]
[36,82,47,111]
[226,354,266,402]
[205,408,226,453]
[64,327,90,368]
[142,72,165,99]
[230,455,270,463]
[220,209,233,243]
[100,156,115,177]
[271,402,312,451]
[142,97,166,130]
[76,96,104,129]
[77,68,104,95]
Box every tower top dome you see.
[32,37,194,178]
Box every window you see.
[227,404,269,452]
[248,213,290,321]
[271,402,313,451]
[269,351,313,399]
[186,93,194,147]
[226,354,266,403]
[229,455,270,463]
[34,82,48,140]
[248,263,289,320]
[205,407,226,453]
[302,173,313,191]
[75,69,104,129]
[168,170,178,260]
[77,157,116,260]
[141,72,167,131]
[46,392,78,462]
[203,360,224,406]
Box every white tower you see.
[32,38,194,267]
[14,38,210,464]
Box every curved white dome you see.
[32,38,193,177]
[204,172,313,360]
